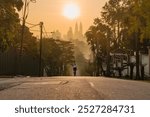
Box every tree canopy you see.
[85,0,150,79]
[42,38,75,76]
[0,0,23,52]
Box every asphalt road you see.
[0,76,150,100]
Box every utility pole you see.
[39,22,43,77]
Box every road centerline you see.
[89,82,95,88]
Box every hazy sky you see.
[22,0,108,36]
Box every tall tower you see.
[74,22,79,39]
[79,22,83,35]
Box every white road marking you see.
[24,81,61,85]
[89,82,95,87]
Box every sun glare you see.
[63,3,80,20]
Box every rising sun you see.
[63,3,80,19]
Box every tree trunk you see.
[135,31,140,80]
[136,50,140,79]
[106,37,111,76]
[95,55,100,76]
[106,54,111,76]
[129,63,134,79]
[141,65,144,80]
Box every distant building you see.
[74,22,79,39]
[66,22,85,41]
[52,30,61,39]
[67,27,73,41]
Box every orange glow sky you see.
[22,0,108,37]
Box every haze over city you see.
[22,0,108,36]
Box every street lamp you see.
[20,0,36,56]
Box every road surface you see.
[0,76,150,100]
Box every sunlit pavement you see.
[0,76,150,100]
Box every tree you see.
[86,0,150,79]
[13,25,38,57]
[85,25,101,76]
[0,0,23,52]
[101,0,127,48]
[42,38,75,76]
[100,0,150,79]
[124,0,150,79]
[85,18,112,76]
[73,40,89,76]
[56,40,75,75]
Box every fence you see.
[0,48,39,76]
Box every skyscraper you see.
[74,22,79,39]
[79,22,83,35]
[66,22,84,41]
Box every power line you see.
[43,25,49,38]
[0,4,38,26]
[24,21,39,26]
[30,29,40,32]
[43,25,55,35]
[0,4,51,38]
[30,25,52,39]
[29,23,40,29]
